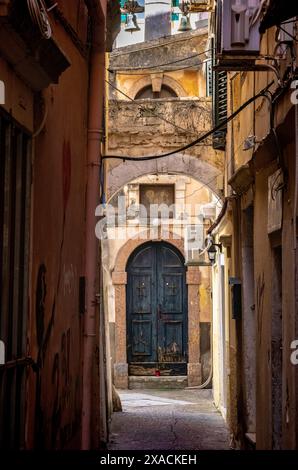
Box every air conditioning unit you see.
[216,0,262,69]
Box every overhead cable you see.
[106,79,210,137]
[108,49,212,72]
[103,81,275,162]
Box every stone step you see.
[128,375,188,390]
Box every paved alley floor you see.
[108,389,230,450]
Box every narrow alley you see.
[0,0,298,460]
[109,389,229,450]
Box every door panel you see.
[131,274,152,314]
[161,273,183,313]
[127,244,157,364]
[159,320,184,363]
[157,244,187,365]
[131,320,152,357]
[127,242,187,375]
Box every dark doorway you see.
[126,241,188,376]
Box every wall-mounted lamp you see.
[207,239,222,264]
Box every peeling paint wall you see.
[26,10,89,449]
[211,21,298,449]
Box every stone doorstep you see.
[128,375,188,390]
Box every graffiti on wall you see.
[34,263,80,449]
[51,328,81,448]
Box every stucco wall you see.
[211,21,298,449]
[23,4,93,450]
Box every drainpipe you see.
[82,0,106,450]
[207,197,230,235]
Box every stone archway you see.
[111,229,202,389]
[107,154,223,201]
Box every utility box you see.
[216,0,261,61]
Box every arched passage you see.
[107,154,223,201]
[126,241,188,375]
[111,230,202,389]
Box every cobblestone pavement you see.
[108,389,230,450]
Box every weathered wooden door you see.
[127,242,187,376]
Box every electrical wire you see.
[27,0,52,39]
[250,0,269,28]
[103,81,275,161]
[174,128,255,202]
[280,19,298,26]
[278,25,298,43]
[111,31,210,56]
[108,49,212,72]
[108,61,208,76]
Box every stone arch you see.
[111,228,202,389]
[130,74,187,99]
[107,153,223,201]
[162,75,187,97]
[113,228,185,274]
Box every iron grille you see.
[0,110,31,449]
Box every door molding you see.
[112,232,202,388]
[126,241,187,374]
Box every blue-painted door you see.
[127,242,187,376]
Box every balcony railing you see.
[108,97,212,139]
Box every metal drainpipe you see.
[82,0,106,450]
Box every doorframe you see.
[112,233,202,388]
[126,240,188,374]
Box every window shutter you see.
[212,69,227,150]
[205,59,212,97]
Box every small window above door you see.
[135,85,178,100]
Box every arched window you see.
[135,84,178,100]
